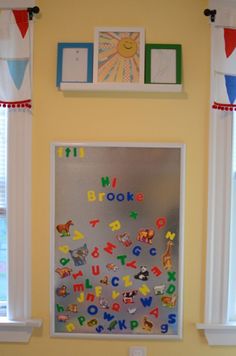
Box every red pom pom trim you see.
[0,99,32,110]
[212,102,236,111]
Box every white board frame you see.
[50,142,185,339]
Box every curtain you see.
[0,9,33,320]
[0,9,32,109]
[212,9,236,111]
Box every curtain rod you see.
[204,8,217,23]
[0,6,40,20]
[27,6,40,20]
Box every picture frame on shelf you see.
[145,44,182,84]
[93,27,145,84]
[56,43,93,87]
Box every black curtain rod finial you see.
[204,8,217,23]
[27,6,40,20]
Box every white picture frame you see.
[93,27,145,84]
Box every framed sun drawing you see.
[93,27,145,84]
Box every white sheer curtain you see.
[0,9,32,321]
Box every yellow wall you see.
[3,0,235,355]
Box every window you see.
[196,0,236,345]
[0,0,42,343]
[0,109,7,318]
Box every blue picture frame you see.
[56,43,93,87]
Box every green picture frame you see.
[145,44,182,84]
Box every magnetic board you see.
[51,142,185,339]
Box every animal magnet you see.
[56,220,74,237]
[162,240,174,271]
[106,263,119,272]
[136,228,155,244]
[161,295,177,308]
[57,314,69,322]
[122,290,138,304]
[116,232,132,247]
[134,266,149,281]
[142,316,153,331]
[56,285,70,297]
[66,304,78,313]
[69,244,89,266]
[55,267,72,278]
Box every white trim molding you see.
[0,319,42,343]
[197,323,236,346]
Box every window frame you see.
[0,0,42,343]
[196,0,236,345]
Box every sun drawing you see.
[97,31,141,83]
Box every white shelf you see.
[59,82,182,93]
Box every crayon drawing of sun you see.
[97,31,141,83]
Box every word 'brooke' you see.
[87,191,144,203]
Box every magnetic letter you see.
[87,190,96,202]
[104,242,117,254]
[60,258,70,266]
[72,271,83,279]
[90,219,100,228]
[112,291,120,299]
[66,323,75,332]
[78,316,86,325]
[126,260,137,269]
[161,324,168,334]
[101,176,110,187]
[56,304,64,312]
[132,246,141,256]
[96,325,104,333]
[140,296,153,307]
[95,286,102,297]
[150,306,159,318]
[130,320,139,330]
[168,271,176,282]
[58,245,70,254]
[150,248,157,256]
[91,247,100,258]
[118,320,127,330]
[151,266,162,277]
[168,314,177,324]
[85,279,93,289]
[122,275,133,287]
[91,265,100,276]
[111,276,119,287]
[139,284,150,296]
[135,193,144,202]
[86,293,95,302]
[117,255,127,265]
[77,293,84,303]
[166,231,176,240]
[130,211,138,219]
[109,220,121,231]
[98,192,106,202]
[156,217,167,230]
[112,303,120,312]
[87,305,98,316]
[73,230,84,240]
[166,284,176,295]
[73,284,84,292]
[103,312,114,321]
